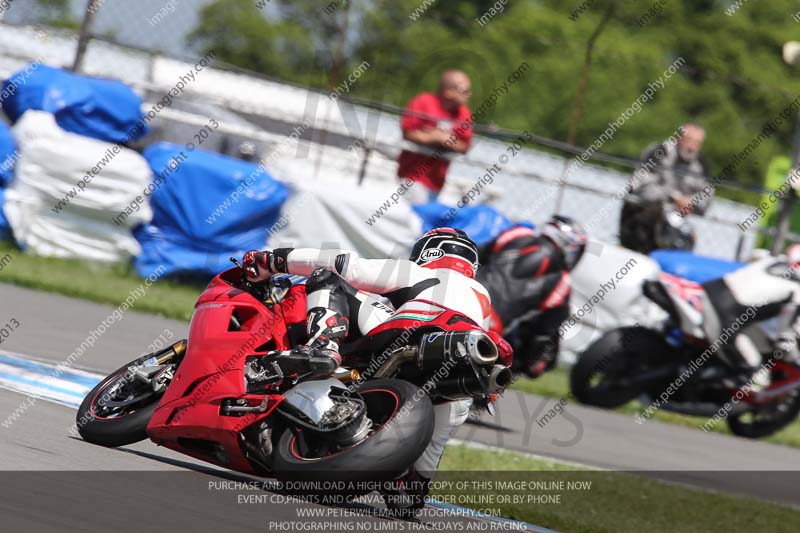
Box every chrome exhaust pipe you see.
[418,330,498,373]
[463,331,499,366]
[374,330,501,379]
[373,346,419,379]
[487,364,513,395]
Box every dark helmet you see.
[541,215,588,271]
[410,228,480,278]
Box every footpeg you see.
[245,357,284,391]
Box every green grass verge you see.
[0,241,198,321]
[511,367,800,448]
[438,443,800,533]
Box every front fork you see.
[131,339,187,393]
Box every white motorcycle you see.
[571,256,800,438]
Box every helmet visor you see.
[437,241,479,267]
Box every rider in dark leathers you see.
[477,216,587,378]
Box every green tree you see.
[187,0,319,85]
[36,0,79,30]
[188,0,800,202]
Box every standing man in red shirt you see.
[398,70,474,203]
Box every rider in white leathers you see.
[242,228,510,515]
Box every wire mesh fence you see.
[0,0,793,261]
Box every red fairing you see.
[486,330,513,367]
[747,361,800,406]
[147,268,297,474]
[281,284,308,325]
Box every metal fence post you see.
[71,0,102,73]
[358,147,372,186]
[771,193,797,255]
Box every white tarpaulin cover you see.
[4,111,152,262]
[266,175,423,259]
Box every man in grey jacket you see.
[620,123,711,254]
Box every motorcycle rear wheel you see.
[272,378,434,484]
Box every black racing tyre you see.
[571,327,668,408]
[272,378,434,484]
[728,391,800,439]
[76,345,183,447]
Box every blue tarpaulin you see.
[1,65,148,144]
[651,250,744,283]
[0,122,15,186]
[413,202,515,245]
[134,143,288,278]
[0,188,10,240]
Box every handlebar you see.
[229,256,293,304]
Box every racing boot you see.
[735,334,771,392]
[247,267,352,385]
[279,266,352,379]
[248,307,348,384]
[272,337,343,379]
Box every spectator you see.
[398,70,473,204]
[620,123,711,254]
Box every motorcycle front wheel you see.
[728,390,800,439]
[76,341,185,447]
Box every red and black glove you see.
[242,250,272,282]
[242,248,292,282]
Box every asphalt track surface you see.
[1,283,799,531]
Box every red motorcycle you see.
[77,260,512,483]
